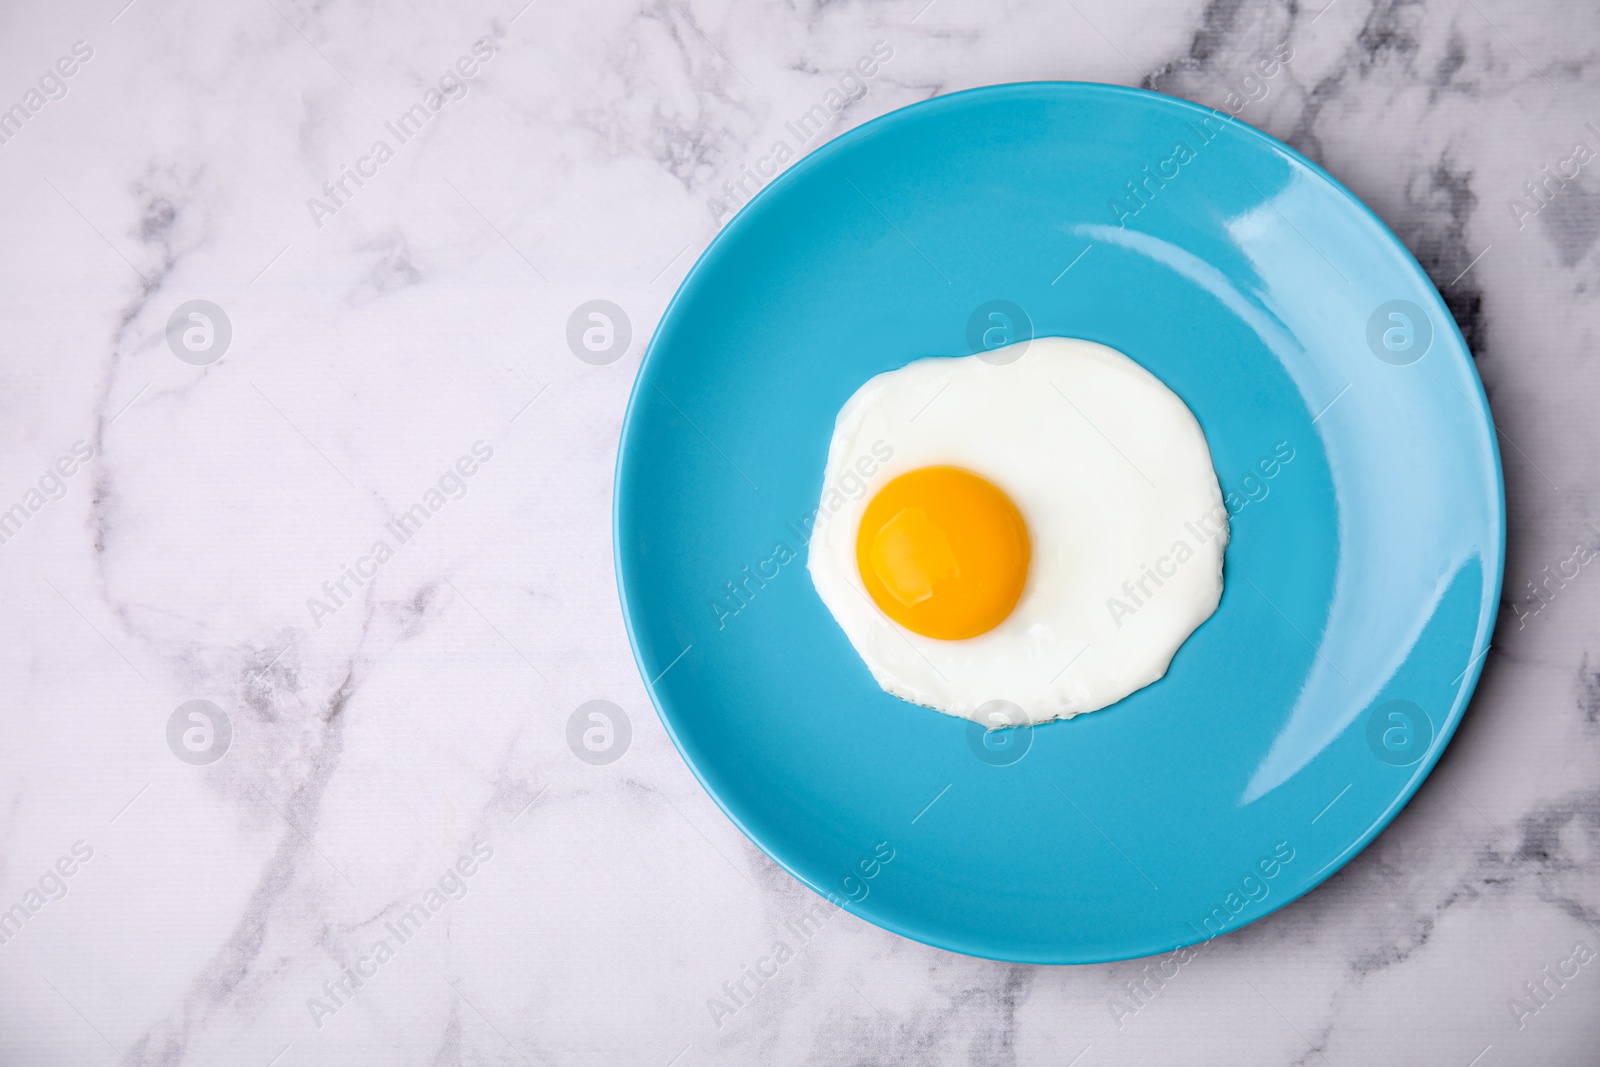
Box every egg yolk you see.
[855,466,1030,640]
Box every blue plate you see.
[614,83,1504,964]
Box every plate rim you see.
[612,79,1507,964]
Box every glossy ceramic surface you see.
[614,83,1504,963]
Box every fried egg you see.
[807,336,1227,726]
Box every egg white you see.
[807,336,1228,726]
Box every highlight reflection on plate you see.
[615,83,1503,964]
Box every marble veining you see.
[0,0,1596,1064]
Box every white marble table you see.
[1,0,1596,1063]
